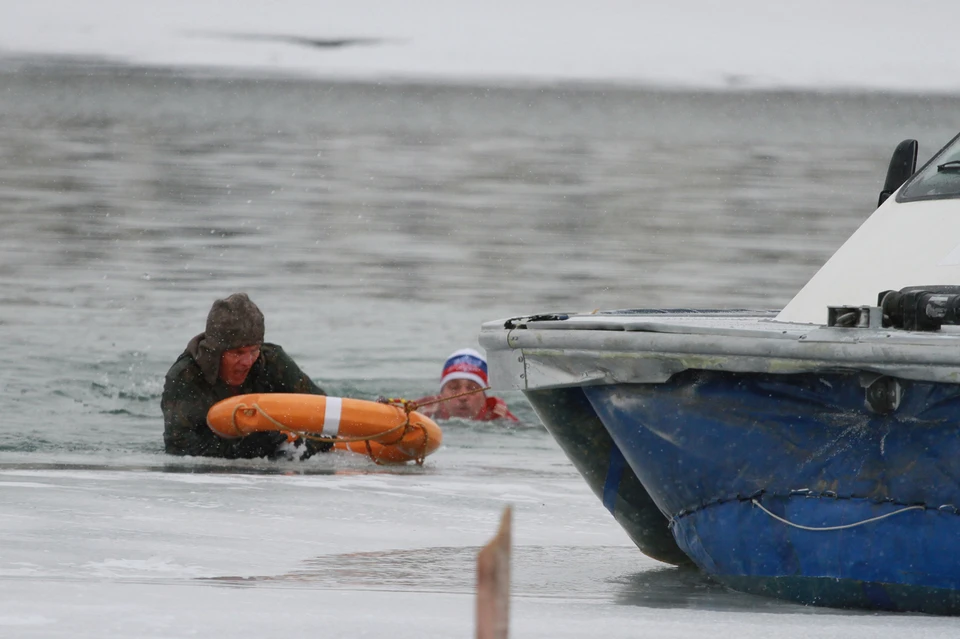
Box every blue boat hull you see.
[584,370,960,613]
[524,387,690,566]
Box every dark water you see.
[1,64,958,451]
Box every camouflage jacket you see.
[162,342,329,458]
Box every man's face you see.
[439,378,486,418]
[219,344,261,386]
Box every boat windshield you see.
[899,132,960,202]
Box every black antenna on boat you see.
[878,139,918,207]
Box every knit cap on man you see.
[204,293,265,352]
[440,348,489,389]
[191,293,265,384]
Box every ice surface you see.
[2,0,959,92]
[3,444,959,637]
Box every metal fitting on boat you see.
[827,305,882,328]
[879,286,960,331]
[862,375,902,414]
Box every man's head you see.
[194,293,265,386]
[438,348,488,418]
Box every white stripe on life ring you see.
[322,397,342,437]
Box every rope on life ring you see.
[227,386,488,466]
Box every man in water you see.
[162,292,330,459]
[415,349,517,421]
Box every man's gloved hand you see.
[300,436,333,459]
[264,431,298,460]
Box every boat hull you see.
[584,370,960,613]
[677,497,960,614]
[525,387,689,566]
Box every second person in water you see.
[414,348,517,421]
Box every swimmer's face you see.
[439,378,486,418]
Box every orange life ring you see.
[206,393,443,464]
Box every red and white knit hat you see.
[440,348,489,389]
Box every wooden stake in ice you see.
[476,506,511,639]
